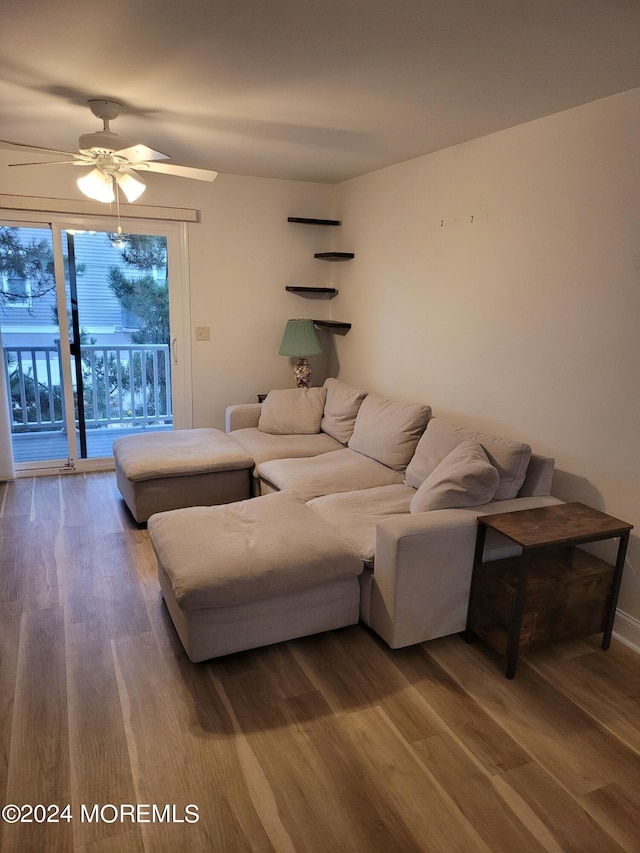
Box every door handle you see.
[172,337,178,364]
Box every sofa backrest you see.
[348,393,432,472]
[405,417,532,501]
[258,387,326,434]
[517,452,555,497]
[321,378,367,444]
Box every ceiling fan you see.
[1,99,218,203]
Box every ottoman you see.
[147,490,363,661]
[113,428,254,523]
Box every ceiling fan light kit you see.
[77,167,116,203]
[2,98,218,205]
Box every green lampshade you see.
[278,319,322,357]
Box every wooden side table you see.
[465,502,632,678]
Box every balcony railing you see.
[4,343,173,433]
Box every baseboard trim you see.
[613,609,640,655]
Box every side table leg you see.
[601,530,630,650]
[465,523,488,643]
[505,551,530,679]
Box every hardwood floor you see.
[1,472,639,852]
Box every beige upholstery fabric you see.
[320,378,367,444]
[308,484,414,566]
[258,387,326,435]
[348,393,431,471]
[405,417,531,500]
[113,428,254,522]
[257,448,405,502]
[158,565,359,662]
[409,440,499,513]
[148,490,362,610]
[230,427,343,467]
[115,465,251,524]
[113,428,252,481]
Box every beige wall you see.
[332,88,640,636]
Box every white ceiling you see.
[2,0,640,184]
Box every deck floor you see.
[11,425,172,463]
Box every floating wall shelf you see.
[286,286,338,298]
[314,252,355,261]
[287,217,342,226]
[313,320,352,331]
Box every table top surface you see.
[478,501,633,549]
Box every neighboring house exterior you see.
[1,229,160,348]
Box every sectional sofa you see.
[224,379,558,650]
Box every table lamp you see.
[279,319,322,387]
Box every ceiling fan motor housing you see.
[79,129,133,154]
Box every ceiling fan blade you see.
[0,138,78,157]
[133,160,218,182]
[114,144,169,163]
[9,159,79,167]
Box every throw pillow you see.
[320,378,367,444]
[258,387,326,435]
[409,439,499,513]
[405,418,531,501]
[348,392,431,471]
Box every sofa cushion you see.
[321,378,367,444]
[230,427,343,468]
[348,393,431,472]
[258,448,405,502]
[148,491,362,610]
[405,418,531,501]
[258,387,326,435]
[308,484,414,567]
[113,428,253,482]
[409,440,499,513]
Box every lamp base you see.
[293,358,312,388]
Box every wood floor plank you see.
[580,782,640,851]
[0,604,20,810]
[527,640,640,753]
[500,759,625,851]
[0,477,33,518]
[426,636,640,801]
[111,631,250,852]
[66,619,140,849]
[289,627,450,744]
[75,827,144,852]
[413,732,546,852]
[380,640,532,774]
[3,606,72,853]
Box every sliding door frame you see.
[0,208,193,476]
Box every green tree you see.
[108,268,169,344]
[0,226,56,307]
[107,235,170,420]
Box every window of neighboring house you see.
[2,272,32,307]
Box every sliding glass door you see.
[0,214,191,473]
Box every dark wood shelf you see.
[288,217,342,226]
[286,286,338,298]
[313,320,352,331]
[314,252,354,261]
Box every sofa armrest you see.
[369,495,563,649]
[225,403,262,432]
